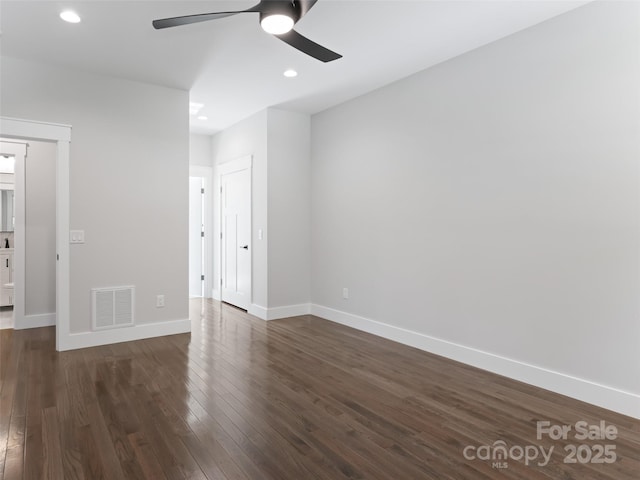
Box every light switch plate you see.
[70,230,85,244]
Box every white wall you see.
[190,133,212,167]
[25,140,56,316]
[211,110,268,308]
[1,56,190,339]
[311,1,640,414]
[267,109,311,309]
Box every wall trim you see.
[58,318,190,351]
[0,315,13,330]
[310,304,640,419]
[14,312,56,330]
[248,303,268,320]
[212,288,221,301]
[248,303,311,321]
[268,303,310,320]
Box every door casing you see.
[0,116,71,351]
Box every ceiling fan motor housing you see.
[259,0,301,26]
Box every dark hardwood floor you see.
[0,299,638,479]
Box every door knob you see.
[240,245,249,250]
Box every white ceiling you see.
[1,0,588,135]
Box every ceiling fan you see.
[152,0,342,63]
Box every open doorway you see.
[0,138,57,331]
[0,117,71,351]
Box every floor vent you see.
[91,286,135,331]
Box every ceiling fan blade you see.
[276,29,341,62]
[297,0,318,19]
[152,4,262,30]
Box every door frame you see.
[189,166,213,298]
[0,117,71,351]
[217,155,252,307]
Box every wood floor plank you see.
[0,334,17,475]
[23,332,45,480]
[42,406,64,480]
[1,300,639,479]
[128,432,169,480]
[120,382,205,480]
[76,423,107,480]
[0,331,26,480]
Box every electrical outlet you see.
[156,295,165,308]
[342,288,349,299]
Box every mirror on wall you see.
[0,155,15,233]
[0,189,14,232]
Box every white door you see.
[221,168,251,310]
[189,176,204,297]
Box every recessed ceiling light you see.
[197,116,208,121]
[60,10,81,24]
[283,69,298,78]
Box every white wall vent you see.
[91,286,135,331]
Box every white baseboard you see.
[248,304,268,320]
[212,288,221,301]
[59,318,191,351]
[0,316,13,329]
[310,304,640,420]
[265,303,311,320]
[248,303,311,321]
[14,312,56,330]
